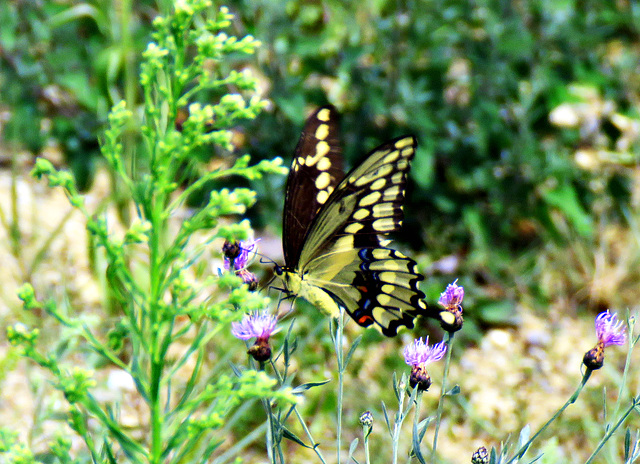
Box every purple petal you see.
[595,310,627,347]
[231,311,278,341]
[403,337,447,367]
[438,280,464,310]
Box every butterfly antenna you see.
[254,252,277,267]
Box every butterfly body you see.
[278,266,344,317]
[276,106,429,337]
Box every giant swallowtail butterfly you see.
[274,106,429,336]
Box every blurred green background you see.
[2,1,640,462]
[2,0,640,329]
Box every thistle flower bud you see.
[471,446,489,464]
[359,410,373,428]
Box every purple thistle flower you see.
[232,311,279,362]
[221,239,260,291]
[434,280,465,332]
[403,337,447,367]
[231,311,278,341]
[224,239,259,271]
[583,310,627,370]
[595,310,627,347]
[403,337,447,391]
[438,279,464,311]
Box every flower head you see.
[438,279,464,310]
[237,268,259,291]
[222,239,260,291]
[595,310,627,347]
[231,311,278,341]
[435,280,464,332]
[224,239,258,271]
[232,311,279,362]
[583,310,627,370]
[403,337,447,367]
[403,337,447,390]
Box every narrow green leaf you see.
[625,428,631,460]
[412,414,426,464]
[418,417,433,443]
[348,438,359,461]
[344,334,363,368]
[381,401,392,435]
[392,372,401,402]
[445,385,461,396]
[282,427,314,449]
[291,379,331,393]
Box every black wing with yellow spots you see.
[283,106,343,266]
[278,106,429,337]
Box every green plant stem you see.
[261,397,276,464]
[268,346,327,463]
[364,429,370,464]
[391,393,402,464]
[611,312,635,423]
[584,395,640,464]
[390,377,415,464]
[505,368,593,464]
[257,360,282,464]
[336,309,346,464]
[412,389,424,461]
[270,360,326,464]
[430,331,453,463]
[149,186,167,464]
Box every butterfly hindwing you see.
[304,247,427,336]
[283,106,343,266]
[279,108,428,336]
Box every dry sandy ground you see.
[0,159,638,463]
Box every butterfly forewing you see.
[283,106,343,266]
[299,136,417,265]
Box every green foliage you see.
[6,2,291,463]
[4,0,639,314]
[0,0,150,188]
[232,0,640,310]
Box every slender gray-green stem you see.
[412,389,424,461]
[268,358,327,464]
[363,429,371,464]
[430,331,454,463]
[335,309,346,464]
[256,360,278,464]
[390,377,415,464]
[611,314,636,423]
[261,396,276,464]
[585,395,640,464]
[505,368,593,464]
[391,383,407,464]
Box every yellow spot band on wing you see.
[317,157,331,171]
[344,222,364,234]
[394,137,413,149]
[317,108,331,121]
[317,190,329,204]
[315,171,331,190]
[316,124,329,140]
[360,191,381,206]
